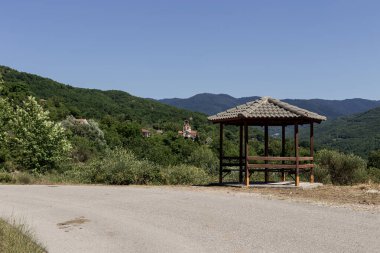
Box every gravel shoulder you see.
[0,185,379,253]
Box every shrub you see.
[62,116,107,162]
[187,146,218,174]
[316,149,368,185]
[314,164,331,184]
[15,173,33,184]
[0,172,14,183]
[63,148,211,185]
[367,167,380,183]
[160,164,210,185]
[1,161,19,172]
[368,150,380,169]
[64,149,161,185]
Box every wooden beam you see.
[239,124,243,183]
[264,125,269,183]
[248,164,314,169]
[281,125,286,181]
[244,122,249,186]
[295,124,300,186]
[310,123,315,183]
[248,156,313,161]
[219,123,223,184]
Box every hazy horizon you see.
[3,63,379,101]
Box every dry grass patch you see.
[171,183,380,211]
[240,184,380,208]
[0,218,46,253]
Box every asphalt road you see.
[0,185,379,253]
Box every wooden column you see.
[310,123,314,183]
[294,124,300,187]
[244,122,250,186]
[281,125,286,181]
[219,123,224,184]
[264,125,269,183]
[239,124,243,183]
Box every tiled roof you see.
[208,97,327,122]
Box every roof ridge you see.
[238,97,267,116]
[267,97,311,117]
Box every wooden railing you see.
[246,156,314,170]
[249,156,313,161]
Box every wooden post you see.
[294,124,300,187]
[281,125,286,181]
[244,122,249,187]
[219,123,224,184]
[239,124,243,183]
[310,123,314,183]
[264,125,269,183]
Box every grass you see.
[0,218,46,253]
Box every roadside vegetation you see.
[0,218,46,253]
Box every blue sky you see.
[1,0,380,100]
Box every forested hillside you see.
[160,93,380,119]
[314,107,380,157]
[0,66,208,127]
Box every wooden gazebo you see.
[208,97,326,187]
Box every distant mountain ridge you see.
[159,93,380,119]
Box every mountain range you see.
[159,93,380,120]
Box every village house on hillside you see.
[141,129,151,138]
[178,120,198,140]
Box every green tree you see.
[4,96,71,172]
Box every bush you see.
[367,167,380,183]
[187,146,218,174]
[62,148,211,186]
[0,172,14,183]
[1,161,19,172]
[368,150,380,169]
[314,164,331,184]
[316,149,368,185]
[64,149,161,185]
[160,164,210,185]
[62,116,107,162]
[15,173,33,184]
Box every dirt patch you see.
[57,216,90,231]
[207,184,380,211]
[252,184,380,205]
[158,184,380,211]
